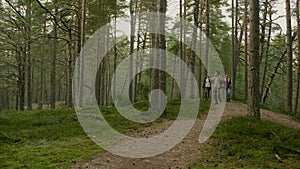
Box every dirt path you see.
[72,102,300,169]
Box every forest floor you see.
[72,102,300,169]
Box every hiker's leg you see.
[217,89,221,103]
[225,88,229,102]
[228,88,231,101]
[213,89,218,104]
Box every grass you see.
[291,113,300,123]
[189,117,300,168]
[0,108,102,169]
[0,100,210,169]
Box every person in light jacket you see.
[211,71,222,104]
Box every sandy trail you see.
[72,102,300,169]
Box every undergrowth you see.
[189,117,300,168]
[0,100,208,168]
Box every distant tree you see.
[285,0,293,113]
[129,0,136,102]
[294,0,300,114]
[244,0,248,100]
[79,0,86,107]
[261,1,274,103]
[50,6,58,109]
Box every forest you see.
[0,0,299,115]
[0,0,300,168]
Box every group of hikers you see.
[202,71,231,104]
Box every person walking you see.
[202,74,211,101]
[211,71,222,104]
[225,74,232,102]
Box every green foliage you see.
[190,117,300,168]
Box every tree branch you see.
[4,0,26,21]
[35,0,70,32]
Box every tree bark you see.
[26,0,32,110]
[105,24,111,106]
[248,0,260,118]
[129,0,136,102]
[158,0,167,117]
[244,0,248,100]
[79,0,86,107]
[179,0,184,97]
[285,0,293,113]
[294,0,300,114]
[50,6,58,109]
[259,0,268,63]
[18,44,26,111]
[67,32,73,108]
[134,0,141,102]
[189,0,200,98]
[113,2,117,104]
[198,0,204,98]
[38,19,47,110]
[205,0,209,73]
[151,0,159,93]
[231,0,239,99]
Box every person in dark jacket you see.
[202,74,211,101]
[225,74,232,102]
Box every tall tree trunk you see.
[19,45,26,111]
[261,3,273,103]
[231,0,235,99]
[179,0,184,97]
[158,0,167,117]
[113,2,117,104]
[231,0,239,99]
[96,0,102,105]
[16,85,19,110]
[170,47,179,100]
[259,0,269,100]
[151,0,159,93]
[198,0,203,98]
[99,50,105,106]
[134,0,141,102]
[67,32,73,108]
[38,19,47,110]
[236,23,244,72]
[79,0,86,107]
[51,7,58,109]
[294,0,300,114]
[64,51,69,106]
[259,0,268,62]
[16,44,25,111]
[244,0,248,100]
[26,0,32,110]
[205,0,209,73]
[181,0,188,97]
[248,0,260,118]
[129,0,136,102]
[77,0,82,61]
[189,0,200,98]
[285,0,293,113]
[105,24,111,106]
[76,0,81,105]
